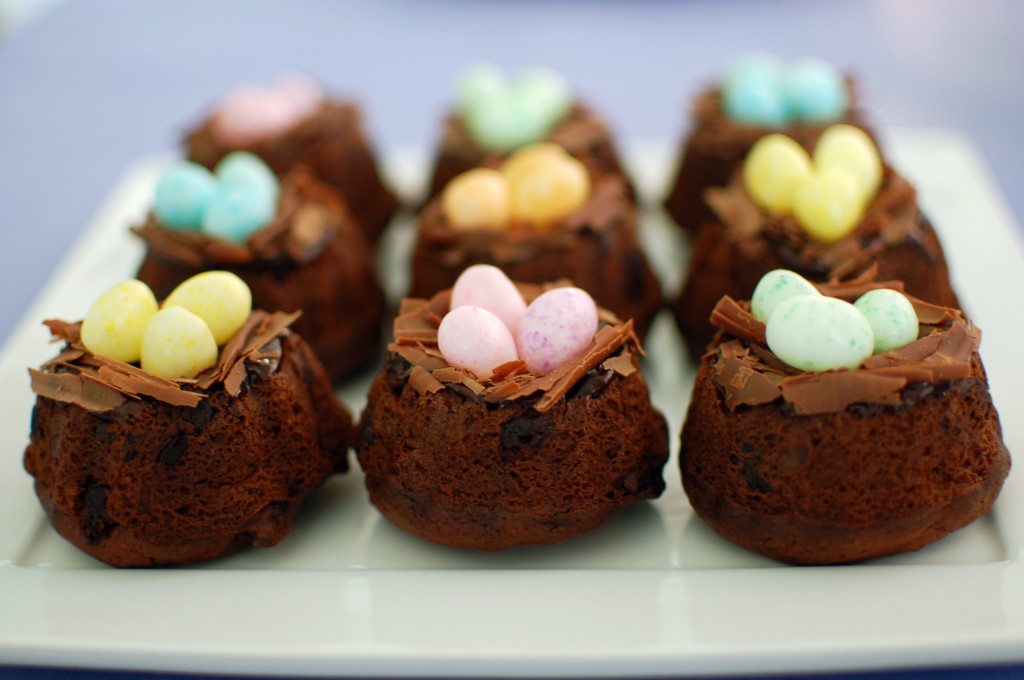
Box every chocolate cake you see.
[186,99,398,244]
[426,104,633,201]
[357,284,669,551]
[672,167,959,358]
[410,176,663,340]
[680,281,1010,565]
[25,311,353,567]
[663,83,873,234]
[134,170,385,382]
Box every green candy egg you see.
[854,288,919,353]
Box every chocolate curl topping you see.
[389,282,643,412]
[29,310,299,412]
[706,287,980,415]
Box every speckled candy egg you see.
[766,295,874,372]
[450,265,527,336]
[750,269,821,322]
[517,287,598,375]
[854,288,919,353]
[437,305,519,380]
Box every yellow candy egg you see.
[744,134,813,215]
[441,168,510,231]
[80,280,159,363]
[499,142,568,184]
[163,271,252,345]
[140,306,219,380]
[507,153,590,228]
[792,167,863,242]
[813,124,882,206]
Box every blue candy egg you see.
[723,75,789,127]
[784,58,848,123]
[153,162,217,230]
[215,151,280,204]
[201,186,276,244]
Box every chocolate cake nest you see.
[663,82,874,233]
[425,103,633,202]
[357,284,669,551]
[679,280,1010,565]
[409,176,663,340]
[672,166,959,358]
[25,311,354,567]
[133,169,386,382]
[186,99,398,244]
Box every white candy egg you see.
[766,295,874,372]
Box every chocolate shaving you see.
[709,296,766,346]
[781,371,906,415]
[705,277,980,414]
[602,352,637,377]
[30,310,299,411]
[389,283,643,412]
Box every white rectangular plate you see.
[0,129,1021,677]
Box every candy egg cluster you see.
[723,53,848,127]
[80,272,253,380]
[457,63,572,153]
[744,125,882,242]
[154,152,280,244]
[437,265,599,379]
[441,143,590,230]
[752,269,919,372]
[213,73,324,145]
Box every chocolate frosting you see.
[29,310,300,412]
[418,176,630,267]
[705,166,939,283]
[132,169,340,268]
[389,283,643,413]
[705,276,980,415]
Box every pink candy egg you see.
[437,306,519,380]
[213,76,324,145]
[450,265,527,335]
[517,287,598,375]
